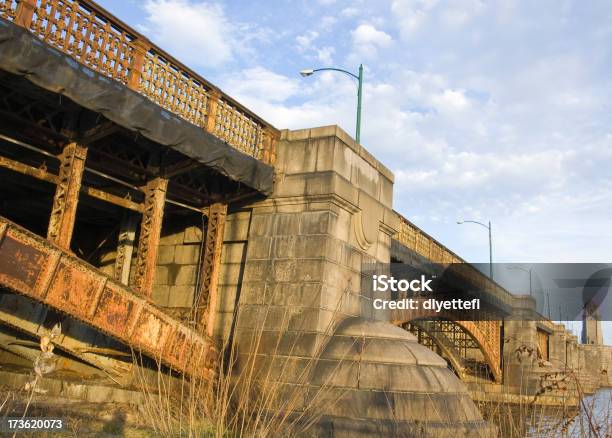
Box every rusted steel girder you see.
[47,142,87,250]
[0,294,128,380]
[0,147,141,213]
[133,177,168,298]
[195,203,227,337]
[0,216,217,379]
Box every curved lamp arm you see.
[310,67,359,80]
[457,219,490,230]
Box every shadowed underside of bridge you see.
[0,2,279,382]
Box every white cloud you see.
[320,15,337,31]
[316,46,335,64]
[141,0,234,68]
[431,89,470,112]
[222,67,299,103]
[295,31,319,52]
[440,0,485,27]
[351,24,392,58]
[352,24,393,47]
[390,0,484,37]
[390,0,439,36]
[340,7,359,18]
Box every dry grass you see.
[476,362,612,438]
[134,284,355,437]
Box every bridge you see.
[0,1,609,436]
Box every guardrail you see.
[0,0,278,164]
[395,212,514,309]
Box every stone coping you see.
[280,125,395,183]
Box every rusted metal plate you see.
[0,216,217,379]
[46,258,106,320]
[91,282,139,337]
[0,293,134,381]
[0,229,59,298]
[164,328,188,365]
[131,308,174,353]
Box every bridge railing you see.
[395,213,514,309]
[1,0,278,165]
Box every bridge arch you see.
[401,320,467,379]
[398,316,502,383]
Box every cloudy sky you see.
[97,0,611,340]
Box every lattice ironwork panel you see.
[139,51,210,128]
[30,0,134,84]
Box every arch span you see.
[396,314,502,383]
[402,320,467,379]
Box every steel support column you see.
[196,202,227,337]
[133,177,168,298]
[115,212,138,285]
[47,142,87,250]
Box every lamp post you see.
[508,265,532,296]
[299,64,364,143]
[457,219,493,279]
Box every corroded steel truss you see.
[396,310,502,382]
[0,63,246,378]
[47,142,87,249]
[133,177,168,297]
[195,203,227,337]
[393,212,509,383]
[402,318,501,382]
[0,216,217,378]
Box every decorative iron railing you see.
[1,0,278,164]
[395,213,514,308]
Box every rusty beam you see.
[0,294,132,382]
[115,212,138,285]
[80,120,121,144]
[132,177,168,298]
[0,154,57,184]
[0,152,143,212]
[0,216,217,378]
[81,186,143,213]
[162,158,202,178]
[195,202,227,337]
[47,142,87,249]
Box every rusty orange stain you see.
[0,216,216,379]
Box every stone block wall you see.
[152,218,202,308]
[86,210,250,345]
[150,211,251,343]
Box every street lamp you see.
[508,265,532,296]
[457,219,493,279]
[299,65,364,143]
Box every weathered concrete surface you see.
[231,126,494,435]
